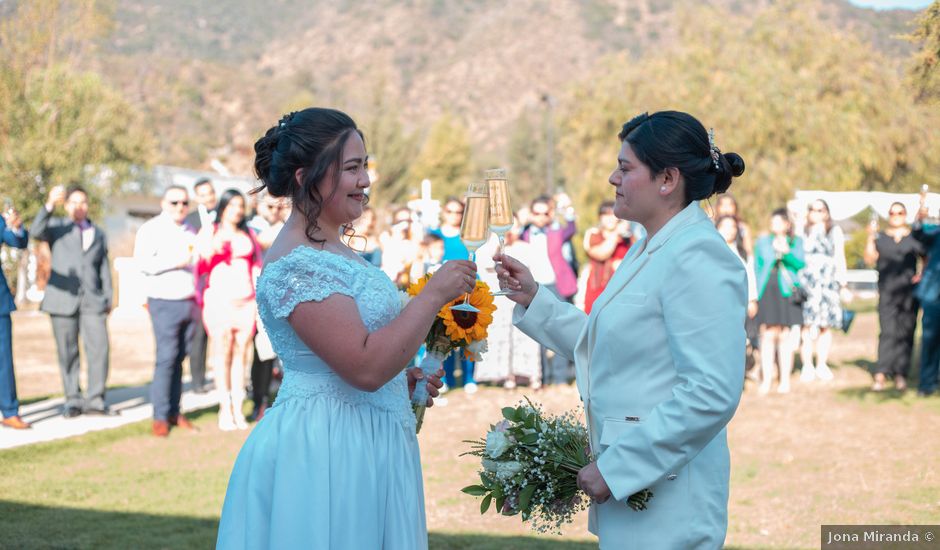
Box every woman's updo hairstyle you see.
[618,111,746,205]
[253,107,365,243]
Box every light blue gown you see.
[216,247,426,549]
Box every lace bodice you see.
[257,246,412,424]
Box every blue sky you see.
[847,0,933,10]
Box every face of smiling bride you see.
[317,131,370,229]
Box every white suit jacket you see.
[514,202,746,550]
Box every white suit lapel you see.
[574,203,708,396]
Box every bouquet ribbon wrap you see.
[412,347,449,433]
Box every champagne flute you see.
[451,182,489,312]
[486,169,515,296]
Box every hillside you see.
[89,0,921,176]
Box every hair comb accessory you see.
[279,111,299,128]
[708,128,721,171]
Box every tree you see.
[507,107,562,206]
[557,0,940,229]
[360,84,419,206]
[404,114,474,202]
[909,1,940,102]
[0,0,151,220]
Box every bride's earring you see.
[660,186,667,193]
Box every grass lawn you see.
[2,310,939,549]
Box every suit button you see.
[666,474,677,481]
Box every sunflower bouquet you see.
[406,273,496,433]
[461,399,653,534]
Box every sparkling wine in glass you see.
[486,169,515,296]
[451,182,489,312]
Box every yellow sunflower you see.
[439,280,496,344]
[407,273,432,297]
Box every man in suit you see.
[0,203,31,429]
[32,185,115,417]
[183,177,216,393]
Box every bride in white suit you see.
[496,111,747,549]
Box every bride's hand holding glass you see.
[493,253,538,308]
[422,259,478,306]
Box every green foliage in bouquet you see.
[461,398,652,534]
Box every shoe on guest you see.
[871,373,886,392]
[169,415,197,430]
[63,406,82,418]
[464,382,478,395]
[917,389,936,398]
[192,385,209,395]
[248,402,268,423]
[84,406,119,416]
[503,379,517,390]
[1,416,31,430]
[152,420,170,437]
[438,383,449,395]
[815,364,834,381]
[895,376,907,391]
[800,365,816,382]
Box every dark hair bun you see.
[714,151,745,195]
[254,126,293,198]
[725,152,745,178]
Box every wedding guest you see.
[429,197,477,393]
[134,186,198,437]
[247,190,279,237]
[248,193,288,422]
[714,193,754,256]
[553,190,581,281]
[864,203,922,392]
[582,201,631,313]
[195,189,263,431]
[417,232,445,276]
[185,177,218,231]
[717,215,759,379]
[912,202,940,397]
[497,110,747,549]
[521,196,577,385]
[754,208,806,394]
[32,185,115,417]
[799,199,847,382]
[352,206,382,267]
[430,197,469,262]
[0,202,30,430]
[217,107,465,549]
[184,177,217,394]
[475,215,541,389]
[379,206,420,289]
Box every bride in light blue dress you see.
[216,108,477,549]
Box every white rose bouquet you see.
[462,399,653,534]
